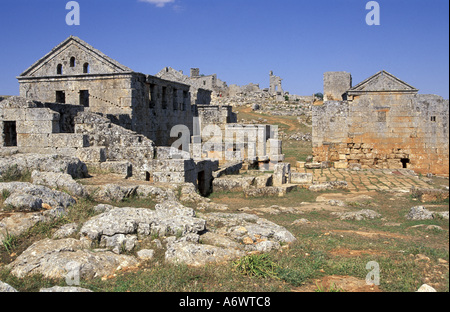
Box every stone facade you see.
[313,70,449,176]
[17,36,200,148]
[156,67,219,102]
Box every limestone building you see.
[16,36,203,147]
[313,70,449,176]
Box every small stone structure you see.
[313,70,449,176]
[269,70,285,101]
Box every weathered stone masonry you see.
[313,70,449,176]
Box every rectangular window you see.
[149,84,156,109]
[56,91,66,104]
[431,116,436,122]
[79,90,89,107]
[162,87,167,109]
[173,89,178,111]
[3,121,17,147]
[182,91,188,111]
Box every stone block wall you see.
[312,93,449,175]
[323,72,352,101]
[74,111,155,177]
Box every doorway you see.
[401,158,410,169]
[3,121,17,147]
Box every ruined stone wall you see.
[74,111,156,178]
[145,75,194,147]
[18,74,135,116]
[155,67,215,104]
[323,72,352,101]
[312,93,449,175]
[0,97,102,161]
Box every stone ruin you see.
[1,36,287,195]
[313,70,449,176]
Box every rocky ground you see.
[0,153,448,292]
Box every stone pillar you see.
[273,162,291,186]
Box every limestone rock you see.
[309,181,348,192]
[136,185,176,202]
[137,249,155,261]
[39,286,93,292]
[79,201,206,252]
[31,170,87,198]
[406,206,434,220]
[0,281,18,292]
[212,176,255,192]
[88,184,138,202]
[0,212,46,241]
[165,241,245,267]
[7,238,139,280]
[406,206,449,221]
[201,212,296,244]
[52,223,79,239]
[3,194,43,211]
[416,284,437,292]
[333,209,382,221]
[0,154,88,180]
[0,182,76,211]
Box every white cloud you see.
[138,0,175,8]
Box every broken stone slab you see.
[199,231,242,250]
[253,174,273,188]
[87,161,132,179]
[304,162,323,169]
[135,185,176,203]
[245,185,298,198]
[7,238,139,280]
[309,181,348,192]
[243,186,282,198]
[79,201,206,252]
[165,241,245,267]
[200,212,296,244]
[86,184,138,202]
[31,170,88,198]
[212,176,255,192]
[290,172,313,184]
[0,153,88,179]
[177,183,205,203]
[332,209,382,221]
[212,162,243,178]
[0,182,76,211]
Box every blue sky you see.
[0,0,448,98]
